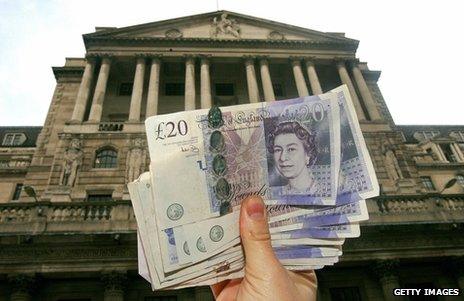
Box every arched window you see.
[94,147,117,168]
[457,174,464,187]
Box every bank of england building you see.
[1,11,463,301]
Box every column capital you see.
[334,57,348,68]
[243,55,256,65]
[84,54,98,62]
[199,54,212,64]
[134,52,150,58]
[346,58,361,68]
[289,55,304,61]
[184,54,198,61]
[101,271,127,292]
[257,55,270,65]
[371,259,400,280]
[303,56,319,65]
[8,274,36,295]
[93,52,114,59]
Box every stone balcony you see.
[1,195,463,236]
[0,200,136,235]
[366,193,464,225]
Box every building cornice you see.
[83,36,358,52]
[52,66,84,81]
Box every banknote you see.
[129,84,379,290]
[271,224,360,239]
[146,91,340,230]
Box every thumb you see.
[240,196,280,273]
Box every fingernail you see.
[246,196,265,221]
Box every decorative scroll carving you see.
[382,143,403,182]
[211,13,240,38]
[60,138,84,187]
[125,138,146,184]
[165,28,183,38]
[268,30,285,40]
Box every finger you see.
[239,196,280,275]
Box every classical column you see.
[185,56,196,111]
[70,56,95,123]
[128,56,146,122]
[244,56,260,103]
[372,260,404,301]
[290,57,309,97]
[102,272,127,301]
[259,57,275,102]
[8,274,35,301]
[433,144,447,162]
[451,143,464,162]
[351,63,382,120]
[336,60,366,120]
[146,55,161,117]
[200,56,212,109]
[88,56,112,122]
[304,59,323,95]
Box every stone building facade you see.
[1,11,463,301]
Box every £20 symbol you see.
[155,120,188,140]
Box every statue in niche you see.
[126,138,146,183]
[60,138,84,187]
[211,13,240,38]
[382,143,403,182]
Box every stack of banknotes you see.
[128,85,379,290]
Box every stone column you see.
[336,60,366,120]
[88,56,112,122]
[102,272,127,301]
[185,56,196,111]
[70,56,95,123]
[351,63,382,120]
[451,143,464,162]
[244,56,260,103]
[259,57,275,102]
[372,260,404,301]
[433,144,447,162]
[200,56,212,109]
[146,55,161,117]
[290,57,309,97]
[8,274,35,301]
[304,58,323,95]
[128,56,146,122]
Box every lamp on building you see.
[24,185,38,202]
[24,185,43,216]
[435,178,458,208]
[439,178,457,193]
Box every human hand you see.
[210,196,317,301]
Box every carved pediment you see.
[85,10,357,45]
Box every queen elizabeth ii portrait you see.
[266,121,317,195]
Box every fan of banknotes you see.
[128,85,379,290]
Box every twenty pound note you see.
[146,92,340,230]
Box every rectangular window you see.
[87,194,113,202]
[118,83,133,96]
[2,133,25,146]
[420,176,436,191]
[439,144,458,162]
[329,287,362,301]
[12,183,23,200]
[273,83,284,97]
[165,83,185,96]
[215,83,235,96]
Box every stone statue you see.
[126,138,146,183]
[60,138,83,186]
[382,143,403,182]
[211,13,240,38]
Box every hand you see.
[210,196,317,301]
